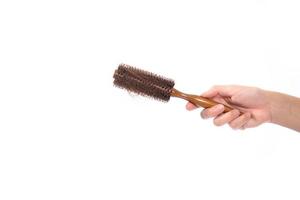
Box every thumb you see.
[201,85,237,98]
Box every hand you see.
[186,85,272,130]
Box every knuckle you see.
[229,121,238,129]
[213,118,223,126]
[211,85,220,90]
[232,110,240,117]
[201,108,216,119]
[230,95,238,103]
[200,110,208,119]
[239,126,246,130]
[227,111,236,120]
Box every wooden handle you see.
[171,88,233,113]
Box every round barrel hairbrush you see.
[113,63,233,112]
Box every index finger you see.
[186,102,197,111]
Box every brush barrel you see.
[171,88,233,113]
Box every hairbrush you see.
[113,63,232,112]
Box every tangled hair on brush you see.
[113,64,175,101]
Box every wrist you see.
[257,89,300,132]
[266,90,300,127]
[265,91,284,124]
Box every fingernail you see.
[215,104,224,110]
[201,111,208,119]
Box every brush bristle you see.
[113,64,175,102]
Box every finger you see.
[243,119,263,129]
[186,102,197,111]
[211,95,231,106]
[200,104,225,119]
[202,85,237,98]
[229,113,251,130]
[213,109,240,126]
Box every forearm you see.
[267,91,300,132]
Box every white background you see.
[1,0,300,199]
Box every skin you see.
[186,85,300,132]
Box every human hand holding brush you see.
[186,85,270,130]
[186,85,300,132]
[113,64,300,132]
